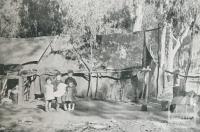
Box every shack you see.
[0,28,160,104]
[0,36,53,104]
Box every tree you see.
[132,0,145,32]
[146,0,200,98]
[0,0,22,37]
[56,0,137,97]
[18,0,63,37]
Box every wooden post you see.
[141,67,151,111]
[156,25,160,98]
[145,70,150,104]
[18,76,24,105]
[87,73,91,97]
[95,73,99,98]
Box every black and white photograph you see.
[0,0,200,131]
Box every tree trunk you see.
[182,34,193,93]
[167,24,191,72]
[133,0,144,32]
[167,52,175,72]
[130,0,144,101]
[87,73,91,97]
[157,25,167,96]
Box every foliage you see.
[55,0,136,70]
[147,0,200,35]
[18,0,63,37]
[1,0,200,72]
[0,0,21,37]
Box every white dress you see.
[44,84,54,100]
[53,83,66,97]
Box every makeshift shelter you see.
[0,36,81,104]
[94,29,160,101]
[0,28,161,104]
[0,36,54,104]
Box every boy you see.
[65,70,77,87]
[44,77,54,112]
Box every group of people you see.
[44,70,77,112]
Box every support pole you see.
[141,67,151,111]
[156,25,160,98]
[18,76,24,105]
[145,70,150,104]
[87,73,91,97]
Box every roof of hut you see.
[0,36,54,65]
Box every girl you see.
[64,82,77,111]
[44,77,54,112]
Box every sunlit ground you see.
[0,99,199,132]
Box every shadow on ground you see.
[70,99,167,122]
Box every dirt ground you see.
[0,99,200,132]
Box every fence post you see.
[95,73,99,98]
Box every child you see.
[65,70,77,87]
[53,82,66,111]
[64,70,77,111]
[7,85,19,104]
[52,73,63,111]
[64,82,77,111]
[44,77,54,112]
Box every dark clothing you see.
[65,77,77,87]
[63,86,76,102]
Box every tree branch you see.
[168,27,174,52]
[172,36,181,54]
[70,43,90,72]
[180,25,190,43]
[171,25,190,54]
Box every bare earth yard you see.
[0,99,200,132]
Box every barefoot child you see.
[44,77,54,112]
[64,81,77,111]
[52,73,63,111]
[64,70,77,111]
